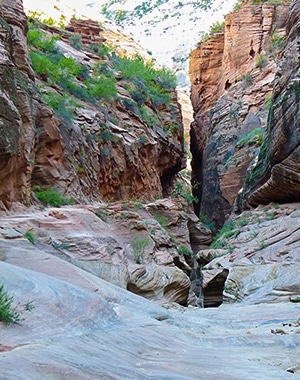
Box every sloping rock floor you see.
[0,205,300,379]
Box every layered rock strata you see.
[240,0,300,207]
[0,1,186,208]
[189,0,290,226]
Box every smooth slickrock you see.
[0,200,194,306]
[1,257,300,379]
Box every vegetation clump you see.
[34,186,75,207]
[197,20,225,46]
[0,285,21,324]
[28,20,176,132]
[132,236,150,264]
[210,221,238,249]
[237,128,263,148]
[24,229,36,244]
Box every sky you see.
[23,0,236,73]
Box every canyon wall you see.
[0,0,186,209]
[189,0,292,227]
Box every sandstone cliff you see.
[190,0,300,308]
[189,0,291,227]
[240,0,300,207]
[0,1,186,209]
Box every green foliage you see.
[139,135,148,146]
[132,236,150,264]
[96,43,112,58]
[86,75,117,100]
[24,229,36,244]
[237,128,263,148]
[241,73,253,87]
[251,0,284,5]
[34,186,75,207]
[95,209,108,222]
[153,214,169,229]
[210,221,238,249]
[199,213,215,230]
[177,245,193,256]
[139,106,158,127]
[29,23,117,105]
[173,180,199,204]
[163,122,179,136]
[30,51,58,78]
[28,24,60,53]
[264,94,273,110]
[256,53,266,69]
[197,20,225,45]
[269,29,284,52]
[113,55,175,108]
[41,91,77,123]
[69,34,83,50]
[0,285,21,324]
[232,0,243,12]
[100,130,116,142]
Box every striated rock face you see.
[0,0,35,208]
[0,199,196,306]
[240,0,300,207]
[0,2,186,208]
[189,1,290,226]
[201,203,300,306]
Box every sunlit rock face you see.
[0,1,186,208]
[189,1,291,226]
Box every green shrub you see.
[24,229,36,244]
[197,20,225,45]
[153,214,169,229]
[132,237,150,264]
[139,135,148,146]
[232,0,243,12]
[210,221,238,249]
[30,51,58,79]
[0,285,21,324]
[269,29,284,52]
[177,245,193,256]
[87,76,117,100]
[34,186,75,207]
[256,53,266,69]
[95,209,108,222]
[69,34,83,50]
[199,213,215,230]
[41,91,77,123]
[113,55,175,108]
[173,181,199,204]
[28,25,60,53]
[241,73,253,87]
[163,122,179,136]
[100,130,116,142]
[264,94,273,110]
[237,128,263,148]
[88,43,111,58]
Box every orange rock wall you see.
[189,1,290,226]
